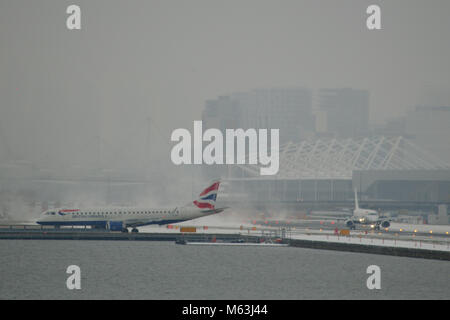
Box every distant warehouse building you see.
[353,169,450,203]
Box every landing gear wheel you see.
[131,228,139,233]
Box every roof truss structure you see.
[235,136,450,179]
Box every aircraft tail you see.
[193,180,221,211]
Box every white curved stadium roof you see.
[236,136,450,179]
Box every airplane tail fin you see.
[192,180,221,211]
[354,189,360,210]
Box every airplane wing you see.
[308,215,348,221]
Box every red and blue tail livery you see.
[193,181,220,210]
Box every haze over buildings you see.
[316,88,370,138]
[0,1,449,219]
[404,106,450,163]
[200,86,450,217]
[203,87,314,143]
[202,86,450,164]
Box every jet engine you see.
[345,220,355,229]
[381,220,390,228]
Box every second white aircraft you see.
[345,189,390,230]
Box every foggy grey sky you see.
[1,0,450,171]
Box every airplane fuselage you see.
[352,208,379,223]
[37,206,213,229]
[36,180,225,232]
[346,189,390,229]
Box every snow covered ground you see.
[139,216,450,252]
[288,232,450,252]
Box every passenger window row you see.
[73,210,179,215]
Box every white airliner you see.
[345,189,390,230]
[37,180,226,233]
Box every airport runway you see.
[248,219,450,239]
[1,218,449,240]
[1,218,449,259]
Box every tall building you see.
[201,87,314,180]
[318,88,370,138]
[371,117,408,138]
[202,95,242,132]
[202,87,314,144]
